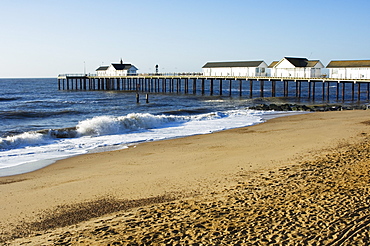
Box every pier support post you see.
[219,79,222,96]
[342,82,345,101]
[322,82,325,101]
[185,78,189,94]
[284,81,289,97]
[358,82,361,101]
[117,78,120,90]
[336,82,340,100]
[210,79,214,96]
[295,80,299,98]
[201,79,205,95]
[229,79,232,97]
[260,80,264,97]
[193,78,197,94]
[286,81,289,97]
[352,82,355,100]
[239,79,242,97]
[249,80,253,98]
[312,81,316,100]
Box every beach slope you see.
[1,110,370,244]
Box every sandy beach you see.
[1,110,370,245]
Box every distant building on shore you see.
[202,61,268,77]
[269,57,324,78]
[96,59,138,76]
[326,60,370,79]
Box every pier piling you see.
[57,75,370,102]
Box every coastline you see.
[1,110,370,244]
[0,110,302,177]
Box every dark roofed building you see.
[96,66,109,76]
[202,60,268,76]
[96,66,109,70]
[327,60,370,68]
[284,57,309,67]
[270,57,324,78]
[96,59,138,76]
[327,60,370,79]
[202,61,266,68]
[111,63,135,70]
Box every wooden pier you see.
[57,74,370,101]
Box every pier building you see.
[96,59,138,76]
[269,57,324,78]
[327,60,370,79]
[202,61,268,77]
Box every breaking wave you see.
[0,112,236,151]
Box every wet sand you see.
[1,110,370,245]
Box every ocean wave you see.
[0,128,78,150]
[0,110,259,152]
[76,113,184,136]
[0,97,20,101]
[0,111,234,150]
[0,110,82,119]
[0,132,52,150]
[160,108,211,116]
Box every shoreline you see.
[1,110,370,244]
[0,110,303,177]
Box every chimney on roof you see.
[120,58,123,64]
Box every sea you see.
[0,78,364,177]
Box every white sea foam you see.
[0,132,52,150]
[76,113,182,136]
[0,109,297,176]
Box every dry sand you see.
[1,110,370,245]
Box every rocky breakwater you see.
[248,103,369,112]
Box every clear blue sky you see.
[1,0,369,78]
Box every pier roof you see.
[268,61,278,68]
[326,60,370,68]
[306,60,321,67]
[202,61,265,68]
[274,57,322,68]
[111,63,135,70]
[96,66,109,71]
[284,57,309,67]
